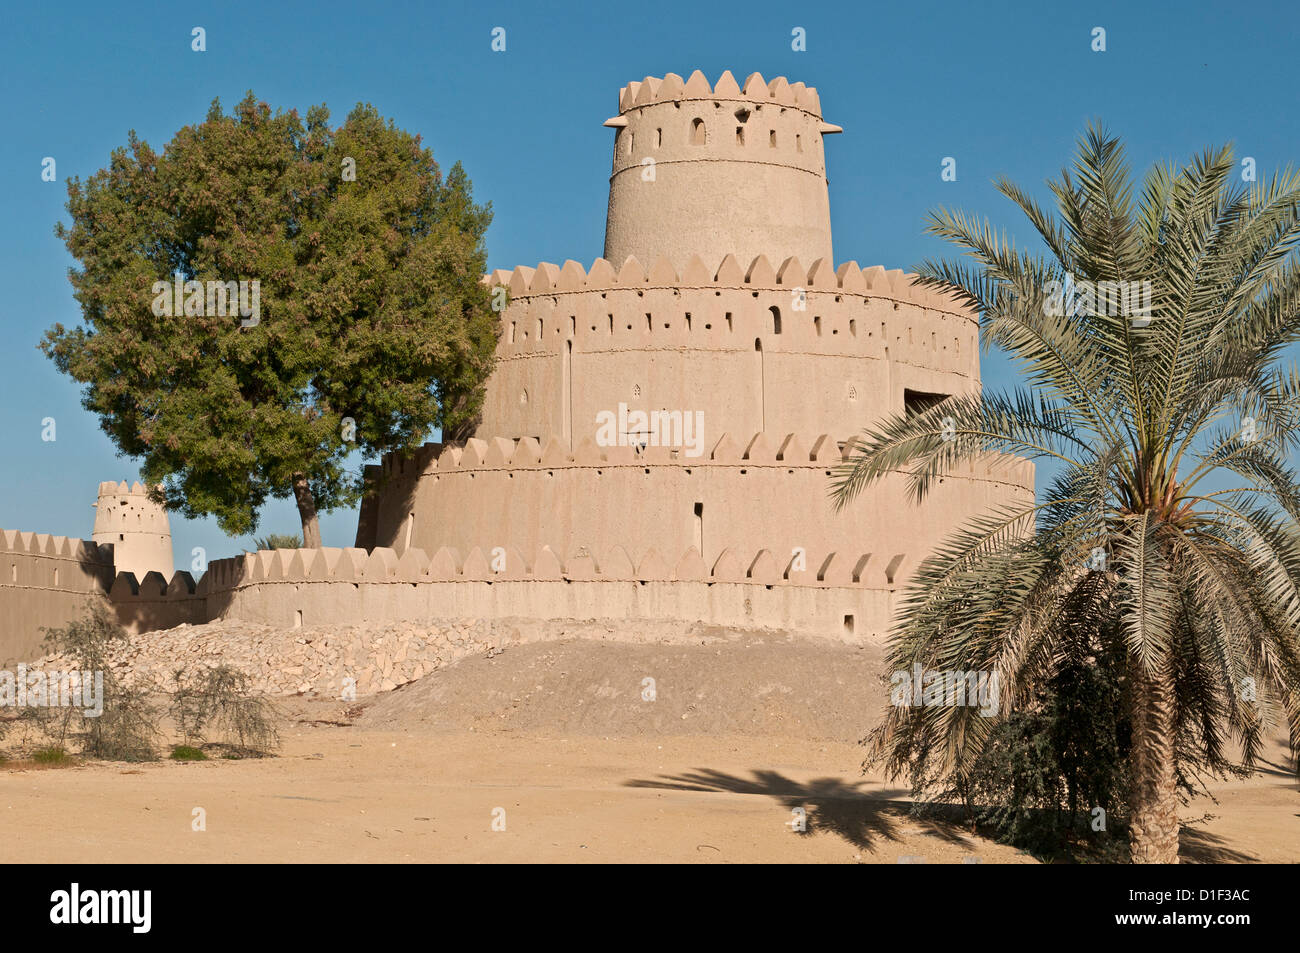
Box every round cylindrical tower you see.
[91,481,174,582]
[603,70,841,272]
[354,67,1036,644]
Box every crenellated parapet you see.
[479,252,974,377]
[0,527,116,596]
[0,529,967,644]
[613,70,828,118]
[1,528,114,567]
[95,480,155,499]
[483,253,971,324]
[195,543,891,588]
[370,431,1033,488]
[67,541,917,641]
[149,547,896,639]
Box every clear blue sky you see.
[2,0,1297,571]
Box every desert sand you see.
[2,638,1295,863]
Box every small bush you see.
[170,668,205,745]
[895,637,1131,859]
[38,606,160,762]
[168,665,280,755]
[965,653,1129,848]
[87,685,160,762]
[33,610,281,765]
[32,746,71,765]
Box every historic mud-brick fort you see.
[1,70,1033,667]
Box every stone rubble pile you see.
[35,617,508,697]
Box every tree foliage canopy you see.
[43,92,497,538]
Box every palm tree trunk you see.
[292,472,323,549]
[1128,659,1180,863]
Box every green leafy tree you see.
[43,93,497,546]
[832,125,1300,863]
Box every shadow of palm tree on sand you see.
[624,767,973,853]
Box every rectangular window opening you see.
[904,389,951,417]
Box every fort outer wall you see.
[0,528,207,665]
[0,531,116,666]
[5,534,948,664]
[6,528,1014,663]
[0,542,905,647]
[141,543,911,642]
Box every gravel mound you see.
[362,633,886,742]
[33,616,889,741]
[35,617,505,697]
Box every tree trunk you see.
[292,472,323,549]
[1128,658,1180,863]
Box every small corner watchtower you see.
[91,481,174,582]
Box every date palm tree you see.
[832,125,1300,863]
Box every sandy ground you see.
[2,638,1296,863]
[0,724,1031,863]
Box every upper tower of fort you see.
[91,481,174,583]
[603,70,840,271]
[474,70,980,449]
